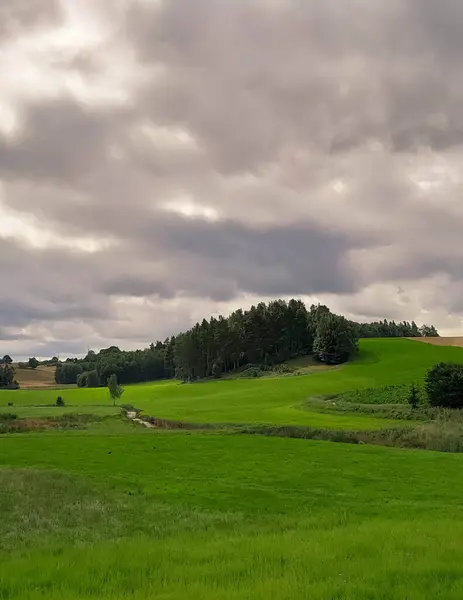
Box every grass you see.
[4,338,463,597]
[1,405,119,418]
[4,431,463,598]
[3,339,463,429]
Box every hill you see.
[4,338,463,427]
[4,338,463,598]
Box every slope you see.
[3,338,463,427]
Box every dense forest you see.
[51,300,439,387]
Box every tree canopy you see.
[52,299,439,385]
[0,363,17,389]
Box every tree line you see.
[171,302,439,382]
[55,344,166,387]
[354,320,438,339]
[0,300,440,389]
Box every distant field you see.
[13,364,57,389]
[409,336,463,347]
[3,339,463,428]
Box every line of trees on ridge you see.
[48,300,439,388]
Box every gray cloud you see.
[2,0,463,357]
[0,0,63,40]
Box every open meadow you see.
[3,339,463,426]
[3,338,463,598]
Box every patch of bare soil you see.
[408,337,463,348]
[14,365,57,389]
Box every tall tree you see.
[107,374,124,406]
[313,313,358,365]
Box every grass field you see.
[3,428,463,598]
[3,339,463,428]
[3,337,463,598]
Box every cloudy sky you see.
[1,0,463,359]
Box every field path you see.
[127,411,155,428]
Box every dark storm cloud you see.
[126,0,463,163]
[0,239,108,329]
[0,99,123,184]
[100,213,366,300]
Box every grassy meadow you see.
[3,430,463,598]
[3,338,463,598]
[2,338,463,427]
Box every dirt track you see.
[408,337,463,348]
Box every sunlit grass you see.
[3,339,463,428]
[3,433,463,598]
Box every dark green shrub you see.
[425,363,463,408]
[76,372,88,388]
[87,369,100,388]
[239,367,262,378]
[0,413,17,421]
[28,357,39,369]
[56,396,65,407]
[408,383,420,409]
[273,364,296,375]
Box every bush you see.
[0,413,17,421]
[28,357,39,369]
[76,372,89,388]
[408,383,420,409]
[239,367,263,378]
[87,369,100,388]
[425,363,463,409]
[56,396,65,407]
[273,363,296,375]
[7,402,13,407]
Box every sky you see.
[1,0,463,359]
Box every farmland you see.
[12,364,57,389]
[3,338,463,598]
[2,338,463,426]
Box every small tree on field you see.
[425,363,463,409]
[108,374,124,406]
[28,357,39,369]
[408,383,419,409]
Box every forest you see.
[50,300,438,387]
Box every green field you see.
[3,429,463,598]
[3,338,463,598]
[3,339,463,428]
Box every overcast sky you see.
[1,0,463,359]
